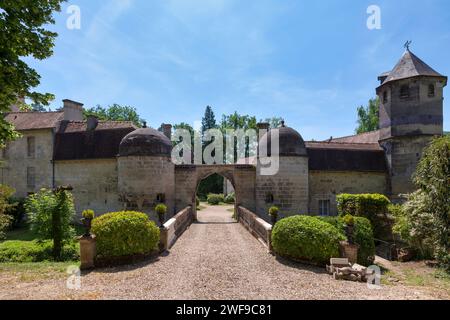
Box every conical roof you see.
[381,49,445,85]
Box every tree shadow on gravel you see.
[82,255,161,275]
[274,255,328,274]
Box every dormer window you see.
[428,84,435,97]
[383,91,388,103]
[400,85,410,99]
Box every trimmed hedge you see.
[271,216,346,265]
[318,216,376,266]
[336,193,390,238]
[207,194,224,205]
[91,211,160,258]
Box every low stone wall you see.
[160,206,194,251]
[237,206,273,252]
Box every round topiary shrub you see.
[91,211,160,258]
[272,215,346,265]
[207,194,223,205]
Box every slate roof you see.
[59,121,138,133]
[259,124,308,157]
[4,112,64,131]
[306,142,386,172]
[54,127,136,160]
[380,50,446,86]
[236,141,386,172]
[119,127,172,157]
[326,130,381,144]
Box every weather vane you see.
[404,40,412,51]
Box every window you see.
[319,200,331,216]
[383,91,388,103]
[27,136,36,158]
[400,85,410,99]
[265,193,274,204]
[156,193,165,203]
[27,167,36,188]
[428,84,435,97]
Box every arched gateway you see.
[174,164,256,218]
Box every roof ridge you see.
[332,130,380,140]
[307,141,380,145]
[66,120,136,124]
[7,111,64,115]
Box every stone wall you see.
[118,156,175,220]
[256,156,309,219]
[380,135,433,199]
[55,159,121,216]
[238,206,272,252]
[0,129,54,197]
[308,170,387,215]
[379,77,444,140]
[160,206,193,251]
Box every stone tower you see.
[117,126,175,219]
[376,49,447,200]
[256,121,309,218]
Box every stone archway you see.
[174,164,256,218]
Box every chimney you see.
[62,99,84,121]
[162,123,172,139]
[87,115,99,131]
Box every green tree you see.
[356,97,380,134]
[413,136,450,269]
[201,105,217,133]
[393,136,450,270]
[25,188,76,260]
[200,106,222,192]
[83,104,144,127]
[0,184,16,239]
[0,0,65,147]
[31,102,47,112]
[221,112,258,163]
[221,112,257,131]
[263,117,285,129]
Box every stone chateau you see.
[0,49,447,221]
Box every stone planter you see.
[339,241,359,264]
[79,235,96,270]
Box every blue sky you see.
[27,0,450,140]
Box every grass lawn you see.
[378,258,450,296]
[0,261,80,279]
[0,224,82,263]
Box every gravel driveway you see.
[0,205,445,300]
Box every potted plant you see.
[340,214,359,264]
[268,206,280,225]
[342,214,355,244]
[155,204,167,227]
[81,209,95,236]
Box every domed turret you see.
[259,121,307,157]
[117,125,175,220]
[256,121,309,218]
[119,127,172,157]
